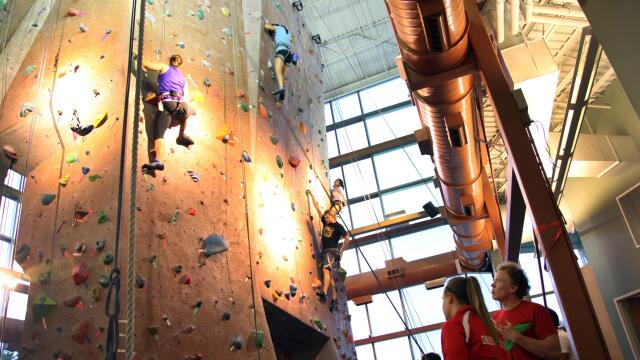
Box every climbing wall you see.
[1,0,355,358]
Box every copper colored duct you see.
[386,0,494,269]
[345,252,459,300]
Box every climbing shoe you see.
[272,87,284,96]
[142,161,164,173]
[176,134,194,148]
[316,291,327,303]
[70,124,94,136]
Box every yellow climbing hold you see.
[92,111,108,128]
[191,88,206,103]
[59,174,70,187]
[221,7,231,16]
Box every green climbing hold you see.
[313,318,325,331]
[253,330,265,349]
[146,0,154,4]
[102,253,114,265]
[65,153,78,164]
[99,275,111,288]
[98,210,108,224]
[32,293,56,323]
[276,155,283,169]
[196,9,205,20]
[270,135,279,145]
[40,193,56,206]
[337,267,347,282]
[239,102,249,112]
[89,174,101,182]
[23,64,36,77]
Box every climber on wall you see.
[264,23,298,100]
[307,189,351,312]
[140,54,195,173]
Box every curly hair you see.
[498,261,530,299]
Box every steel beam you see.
[505,165,526,262]
[464,1,609,358]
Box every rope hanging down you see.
[105,0,146,358]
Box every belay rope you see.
[105,0,146,358]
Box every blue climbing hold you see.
[203,234,229,257]
[40,193,56,206]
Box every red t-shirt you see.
[493,300,557,360]
[442,305,506,360]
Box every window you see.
[357,241,392,272]
[382,184,433,218]
[336,121,369,154]
[331,93,361,122]
[324,103,333,126]
[366,106,422,145]
[360,78,411,113]
[342,158,377,199]
[391,226,455,262]
[410,329,443,359]
[369,291,405,336]
[373,145,434,190]
[356,344,375,360]
[348,300,371,339]
[349,198,383,229]
[327,130,339,158]
[402,285,446,327]
[375,337,413,359]
[341,248,359,276]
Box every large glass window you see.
[402,285,446,327]
[360,78,411,113]
[348,300,371,340]
[366,106,422,145]
[375,337,413,359]
[336,121,369,154]
[342,158,377,199]
[410,330,443,359]
[373,145,434,190]
[356,344,375,360]
[381,183,432,218]
[357,241,392,272]
[324,103,333,126]
[349,198,383,229]
[391,226,455,262]
[331,93,361,122]
[327,130,339,158]
[369,291,405,336]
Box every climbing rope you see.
[105,0,145,358]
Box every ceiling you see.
[304,0,617,200]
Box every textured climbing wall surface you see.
[3,1,133,359]
[0,0,355,359]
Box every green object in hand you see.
[502,322,530,351]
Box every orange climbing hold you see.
[299,121,307,135]
[259,104,268,120]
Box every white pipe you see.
[510,0,519,35]
[525,0,533,23]
[531,14,590,28]
[496,0,505,43]
[533,5,586,19]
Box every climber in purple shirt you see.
[141,54,195,173]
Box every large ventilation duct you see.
[386,0,498,269]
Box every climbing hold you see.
[38,271,52,285]
[93,111,108,128]
[71,320,91,344]
[147,325,160,340]
[253,330,265,349]
[338,267,347,281]
[184,324,196,334]
[202,233,229,256]
[98,275,110,289]
[53,351,72,360]
[299,121,307,134]
[191,88,205,103]
[220,7,231,16]
[216,125,237,146]
[101,253,114,266]
[15,244,30,264]
[276,289,284,297]
[290,202,295,212]
[312,318,326,331]
[236,89,246,98]
[230,335,243,351]
[195,8,205,20]
[311,278,322,290]
[284,293,290,300]
[66,8,85,17]
[270,135,279,145]
[63,296,82,308]
[97,210,108,224]
[290,284,297,297]
[65,153,78,164]
[40,193,56,206]
[241,151,252,163]
[173,265,183,274]
[179,274,191,285]
[222,312,231,321]
[271,290,280,302]
[149,255,158,268]
[162,314,171,326]
[95,239,106,252]
[259,104,268,120]
[288,155,301,168]
[81,166,90,175]
[59,174,70,187]
[2,145,17,162]
[264,280,271,288]
[92,286,102,303]
[89,174,101,182]
[169,209,180,224]
[146,0,154,4]
[187,170,200,182]
[135,274,145,289]
[79,23,88,32]
[72,262,89,286]
[23,64,36,77]
[191,300,202,314]
[20,103,35,117]
[239,102,249,112]
[32,293,56,323]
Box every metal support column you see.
[464,0,610,358]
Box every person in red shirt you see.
[491,262,561,359]
[441,276,506,359]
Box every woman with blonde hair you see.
[441,276,506,359]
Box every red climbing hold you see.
[179,274,191,285]
[71,320,91,344]
[72,262,89,286]
[288,155,301,168]
[259,104,268,120]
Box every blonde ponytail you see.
[466,276,500,346]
